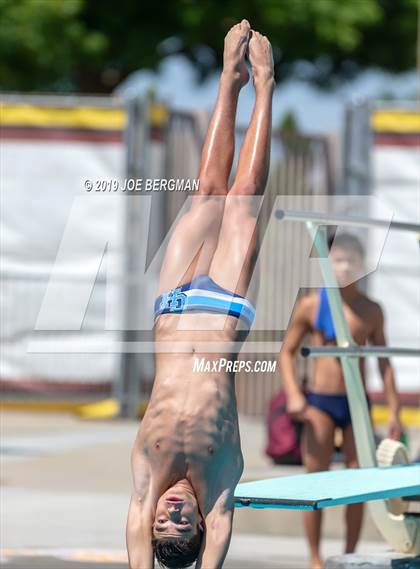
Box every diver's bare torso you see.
[132,312,244,515]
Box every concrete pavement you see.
[1,409,417,567]
[0,537,395,569]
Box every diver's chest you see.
[145,411,238,461]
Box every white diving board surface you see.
[234,464,420,511]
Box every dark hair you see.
[328,232,365,258]
[152,530,203,569]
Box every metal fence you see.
[234,132,333,417]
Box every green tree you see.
[278,110,300,133]
[0,0,417,93]
[0,0,107,91]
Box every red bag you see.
[265,390,303,465]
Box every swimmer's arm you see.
[279,296,312,412]
[126,445,154,569]
[195,492,234,569]
[126,494,154,569]
[370,304,402,438]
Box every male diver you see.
[280,233,402,569]
[126,20,274,569]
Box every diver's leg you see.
[209,31,274,297]
[158,20,251,294]
[196,19,251,194]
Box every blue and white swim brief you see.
[154,275,255,329]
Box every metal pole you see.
[117,97,150,418]
[305,221,418,552]
[276,209,420,233]
[301,346,420,358]
[306,222,377,463]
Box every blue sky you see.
[116,55,418,135]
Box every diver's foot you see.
[248,30,275,91]
[222,19,251,88]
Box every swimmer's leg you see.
[302,407,335,569]
[157,20,251,294]
[196,19,251,196]
[342,424,364,553]
[209,31,274,297]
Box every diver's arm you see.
[126,494,155,569]
[195,491,234,569]
[126,440,154,569]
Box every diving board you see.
[234,464,420,511]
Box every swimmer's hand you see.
[387,415,403,441]
[286,392,308,421]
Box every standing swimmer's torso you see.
[306,292,380,394]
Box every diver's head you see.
[152,482,204,568]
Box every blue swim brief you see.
[154,275,256,329]
[306,391,371,430]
